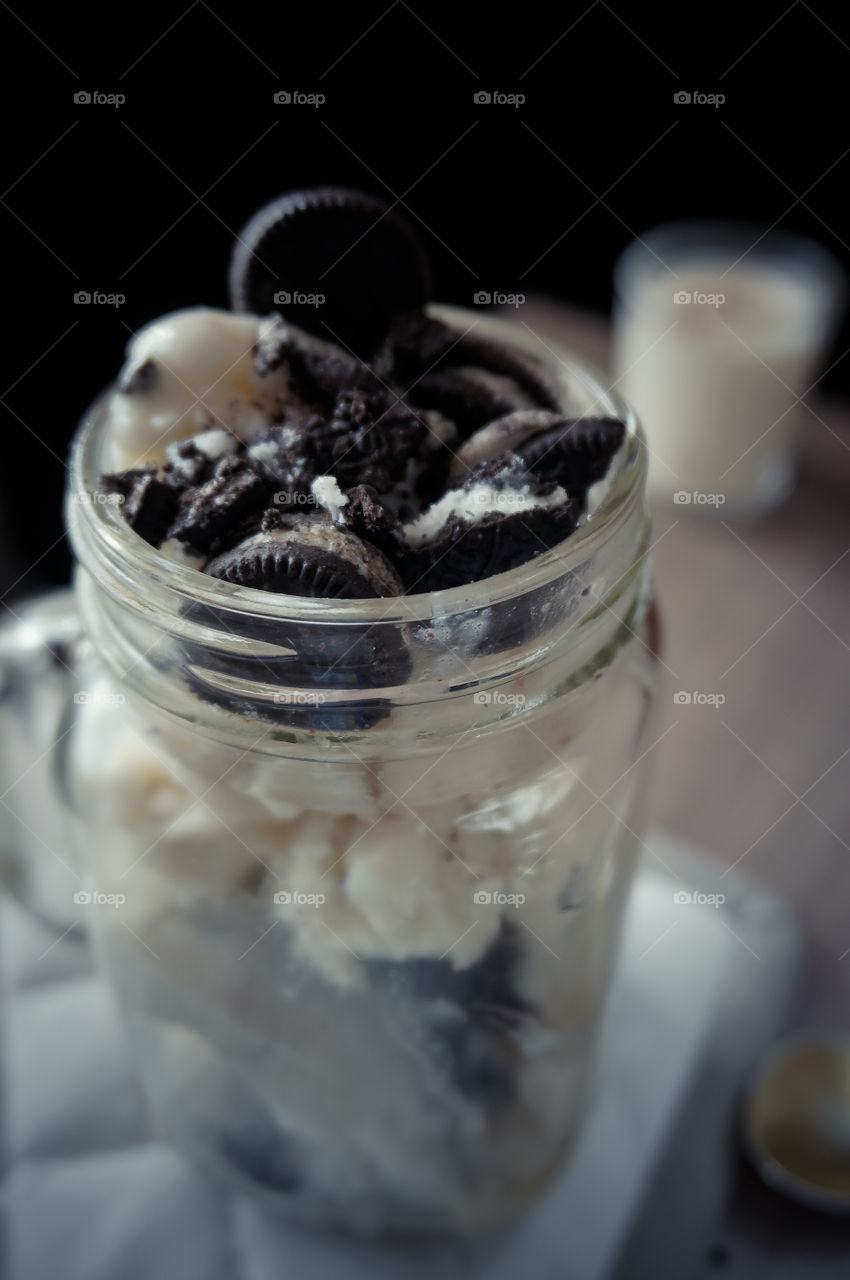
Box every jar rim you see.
[67,306,645,627]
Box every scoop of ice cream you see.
[103,308,292,470]
[270,809,503,984]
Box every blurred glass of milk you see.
[612,223,845,515]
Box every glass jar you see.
[8,315,658,1237]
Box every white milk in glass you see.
[613,228,843,515]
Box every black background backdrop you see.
[1,1,848,591]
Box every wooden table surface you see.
[519,297,850,1032]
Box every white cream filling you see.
[193,427,237,459]
[310,475,349,523]
[403,481,569,548]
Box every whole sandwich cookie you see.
[100,185,626,613]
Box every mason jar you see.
[6,315,658,1237]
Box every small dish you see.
[742,1032,850,1214]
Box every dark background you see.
[1,1,848,591]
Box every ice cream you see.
[103,307,291,471]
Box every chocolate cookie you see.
[517,416,626,492]
[450,410,566,478]
[338,483,405,560]
[204,517,404,600]
[372,313,463,384]
[245,420,324,504]
[376,313,561,417]
[254,316,379,406]
[323,387,437,496]
[190,517,409,729]
[179,592,411,732]
[229,188,430,359]
[101,466,178,546]
[400,457,580,593]
[401,499,581,593]
[366,922,532,1111]
[453,333,562,412]
[215,1089,305,1194]
[407,368,522,438]
[168,456,268,554]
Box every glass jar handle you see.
[0,588,87,927]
